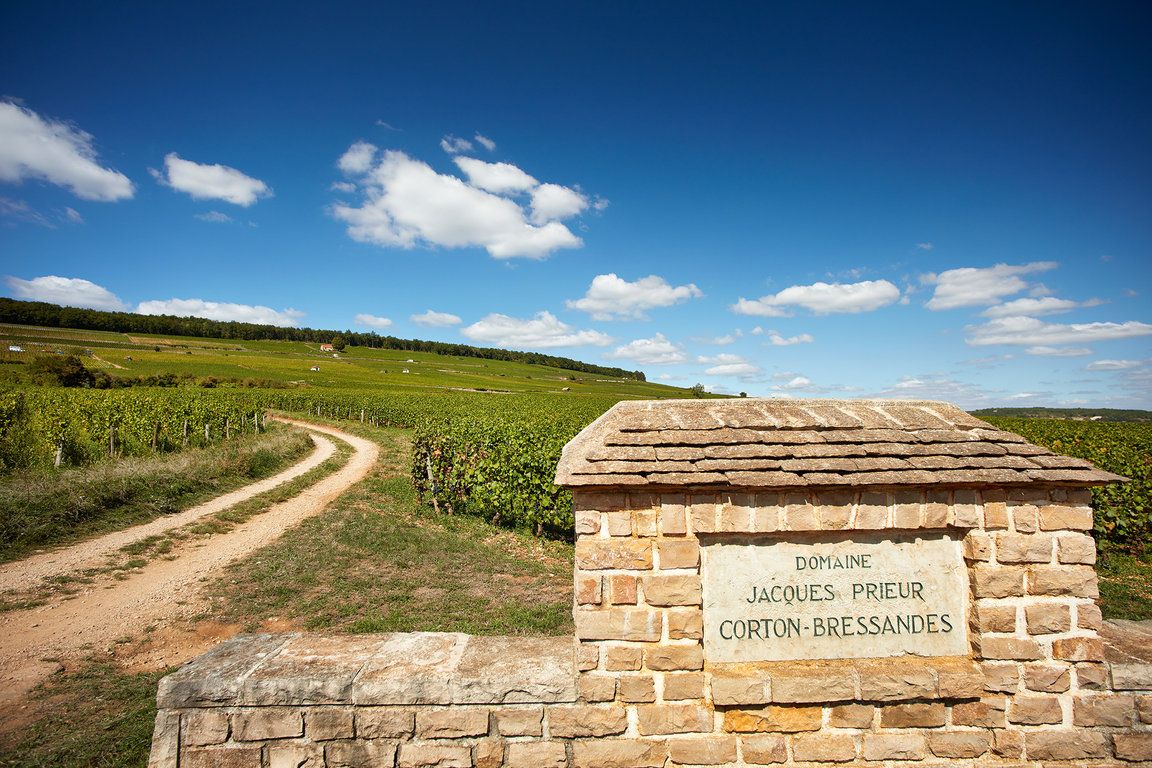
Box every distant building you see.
[320,344,334,352]
[7,345,23,352]
[310,365,320,371]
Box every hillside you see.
[971,407,1152,423]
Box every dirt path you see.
[0,418,378,709]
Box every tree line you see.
[0,298,645,381]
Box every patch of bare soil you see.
[0,418,377,722]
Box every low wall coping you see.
[157,631,576,709]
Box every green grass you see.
[1097,548,1152,621]
[0,425,314,564]
[0,659,170,768]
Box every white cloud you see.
[153,153,272,206]
[329,149,584,259]
[461,311,613,349]
[135,298,304,326]
[330,181,357,193]
[338,141,377,175]
[452,157,537,194]
[1025,346,1093,357]
[5,275,127,311]
[195,210,234,223]
[692,330,742,345]
[410,309,462,328]
[1085,359,1141,371]
[875,373,995,407]
[530,183,587,224]
[774,375,814,391]
[921,262,1058,311]
[354,313,393,329]
[699,353,761,379]
[474,133,496,151]
[966,316,1152,347]
[980,296,1103,318]
[0,101,134,201]
[0,197,83,228]
[916,243,934,250]
[567,274,703,321]
[754,328,815,346]
[604,334,690,365]
[440,135,473,154]
[732,279,900,317]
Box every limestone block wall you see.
[567,485,1152,765]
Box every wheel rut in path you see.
[0,418,379,709]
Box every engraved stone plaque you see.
[701,533,968,662]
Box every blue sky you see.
[2,1,1149,408]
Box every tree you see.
[331,335,347,352]
[689,383,706,398]
[28,354,95,387]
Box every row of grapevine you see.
[983,417,1151,551]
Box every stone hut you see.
[150,398,1152,768]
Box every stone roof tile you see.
[553,398,1128,490]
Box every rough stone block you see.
[1074,693,1134,726]
[644,644,703,671]
[979,635,1042,661]
[642,574,701,606]
[1023,663,1070,693]
[856,665,934,701]
[927,731,990,759]
[855,491,889,529]
[397,743,471,768]
[575,509,600,535]
[656,540,699,570]
[752,504,780,533]
[972,602,1016,633]
[666,610,703,640]
[862,733,925,761]
[724,706,821,733]
[606,510,632,537]
[575,539,652,570]
[740,735,787,764]
[936,663,984,698]
[576,575,602,606]
[181,746,263,768]
[718,497,753,532]
[892,490,922,528]
[1115,733,1152,762]
[1052,635,1105,661]
[267,743,322,768]
[815,491,854,530]
[617,674,656,703]
[493,706,543,736]
[608,574,637,605]
[232,708,303,741]
[660,499,687,536]
[577,674,615,702]
[1028,565,1099,598]
[149,710,180,768]
[574,492,625,512]
[962,532,992,562]
[182,709,229,746]
[1013,503,1039,533]
[924,499,950,528]
[789,733,857,763]
[327,740,398,768]
[1024,730,1110,760]
[662,673,704,700]
[981,662,1019,693]
[1040,503,1094,530]
[690,497,717,533]
[473,739,503,768]
[971,566,1024,598]
[1008,695,1063,724]
[997,533,1054,563]
[304,708,354,741]
[983,498,1009,528]
[1024,603,1071,634]
[710,674,768,706]
[992,728,1023,759]
[1138,695,1152,724]
[782,495,818,531]
[548,705,628,738]
[157,633,293,708]
[575,608,662,642]
[1058,533,1097,564]
[950,697,1006,728]
[636,703,713,735]
[356,707,415,738]
[1112,663,1152,690]
[878,701,945,728]
[635,511,658,538]
[1078,602,1103,630]
[417,707,489,738]
[576,644,598,672]
[1077,662,1109,691]
[772,669,855,703]
[603,645,642,671]
[667,736,737,765]
[506,741,566,768]
[828,703,873,728]
[572,739,667,768]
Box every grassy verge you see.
[0,425,315,564]
[202,426,573,635]
[0,658,169,768]
[1098,547,1152,621]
